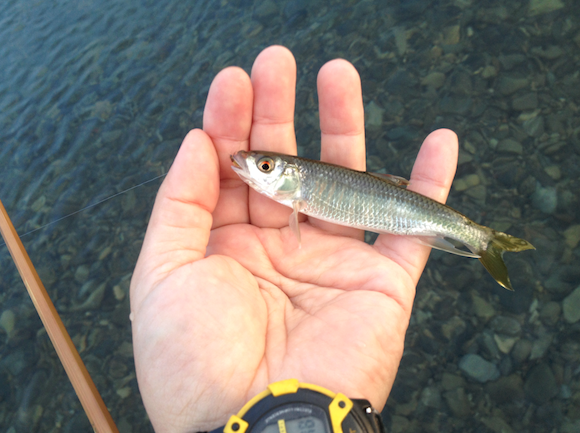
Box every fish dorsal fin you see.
[414,236,481,258]
[369,172,409,187]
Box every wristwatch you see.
[209,379,385,433]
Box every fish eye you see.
[257,157,274,172]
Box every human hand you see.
[130,45,458,433]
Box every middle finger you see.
[313,59,366,241]
[248,45,301,228]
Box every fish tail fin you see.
[478,231,535,291]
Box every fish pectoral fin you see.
[369,172,410,187]
[414,236,481,258]
[289,200,302,248]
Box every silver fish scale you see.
[294,157,490,250]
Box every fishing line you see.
[2,172,167,244]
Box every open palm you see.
[130,46,458,433]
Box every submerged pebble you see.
[458,354,500,383]
[524,363,558,404]
[0,309,15,338]
[562,286,580,324]
[531,183,558,214]
[443,388,471,418]
[563,225,580,249]
[496,138,523,155]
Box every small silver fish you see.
[230,150,534,290]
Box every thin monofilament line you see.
[2,173,167,243]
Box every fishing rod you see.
[0,171,168,431]
[0,198,119,432]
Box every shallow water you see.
[1,0,579,431]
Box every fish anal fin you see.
[414,236,481,258]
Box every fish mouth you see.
[230,154,241,169]
[230,150,251,169]
[230,151,249,176]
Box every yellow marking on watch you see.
[278,419,287,433]
[269,379,300,396]
[224,415,249,433]
[328,393,353,433]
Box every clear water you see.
[0,0,578,431]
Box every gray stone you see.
[544,273,573,295]
[441,316,467,340]
[439,95,472,115]
[481,65,497,78]
[459,354,500,383]
[497,138,523,155]
[386,69,417,94]
[522,115,545,137]
[524,363,558,404]
[561,384,572,399]
[420,71,445,88]
[465,185,486,201]
[512,339,532,363]
[529,0,564,16]
[443,387,471,417]
[449,70,472,95]
[544,165,561,180]
[283,0,310,19]
[74,264,91,283]
[539,301,561,325]
[253,0,278,20]
[490,316,521,336]
[472,294,495,321]
[546,113,565,135]
[561,420,580,433]
[440,373,465,391]
[563,225,580,249]
[2,349,35,376]
[531,183,557,214]
[481,417,514,433]
[563,286,580,323]
[498,54,526,70]
[0,310,15,338]
[512,93,538,111]
[494,334,518,354]
[365,101,384,128]
[559,191,579,217]
[497,76,529,95]
[530,331,554,360]
[420,386,442,408]
[486,375,524,404]
[481,331,501,359]
[531,45,565,59]
[457,151,473,165]
[386,126,416,141]
[69,282,107,312]
[390,416,410,433]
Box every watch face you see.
[252,403,331,433]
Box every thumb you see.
[130,129,219,309]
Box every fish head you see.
[230,151,301,202]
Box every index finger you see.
[248,46,299,229]
[203,67,254,228]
